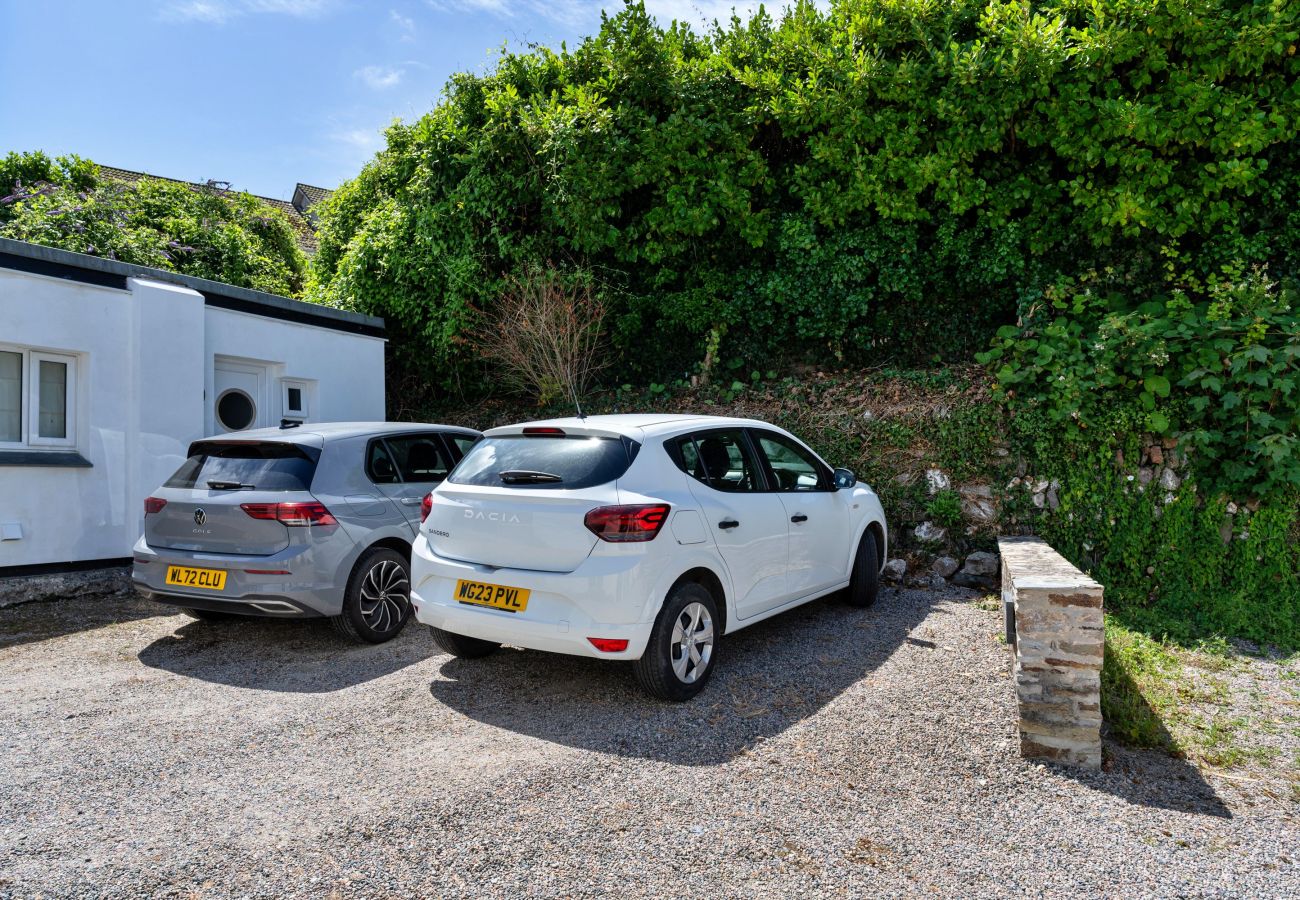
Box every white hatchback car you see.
[410,415,888,700]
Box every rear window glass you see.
[165,442,319,492]
[448,435,637,490]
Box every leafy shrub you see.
[980,269,1300,496]
[925,490,964,529]
[0,152,308,296]
[308,0,1300,389]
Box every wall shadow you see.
[0,590,168,650]
[427,587,936,767]
[1072,648,1232,818]
[137,615,432,693]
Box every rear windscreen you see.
[448,435,637,490]
[165,442,319,492]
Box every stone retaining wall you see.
[0,566,132,608]
[998,536,1104,770]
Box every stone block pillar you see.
[998,536,1104,770]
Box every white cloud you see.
[390,8,417,39]
[355,65,405,89]
[160,0,335,23]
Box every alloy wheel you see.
[358,559,409,634]
[670,601,714,684]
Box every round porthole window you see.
[216,389,256,431]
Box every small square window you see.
[281,380,311,420]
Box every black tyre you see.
[846,530,880,608]
[332,547,411,644]
[429,626,500,659]
[180,607,235,621]
[634,581,719,702]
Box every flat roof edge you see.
[0,237,384,337]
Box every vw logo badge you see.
[193,508,207,526]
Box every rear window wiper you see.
[207,480,255,490]
[498,470,563,484]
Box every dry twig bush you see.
[476,267,607,406]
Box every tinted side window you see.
[754,431,829,491]
[670,430,762,493]
[447,434,479,460]
[367,440,400,484]
[166,442,318,491]
[388,435,454,483]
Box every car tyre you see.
[846,530,880,608]
[429,626,500,659]
[634,581,719,702]
[332,547,412,644]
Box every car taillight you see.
[420,492,433,523]
[144,497,167,515]
[584,504,670,543]
[522,427,566,436]
[240,501,337,526]
[588,638,629,653]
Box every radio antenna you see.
[571,381,586,420]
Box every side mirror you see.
[833,467,857,490]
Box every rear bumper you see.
[130,536,346,617]
[144,591,325,618]
[409,535,657,660]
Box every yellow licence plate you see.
[454,579,530,613]
[165,565,228,591]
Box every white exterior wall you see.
[0,268,385,569]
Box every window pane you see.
[287,387,303,412]
[367,441,399,484]
[388,435,455,483]
[676,431,761,493]
[0,351,20,442]
[756,433,825,491]
[37,360,67,439]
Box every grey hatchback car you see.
[132,422,481,643]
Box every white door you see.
[674,429,790,621]
[213,360,267,433]
[750,429,851,597]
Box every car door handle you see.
[790,514,808,523]
[399,497,423,506]
[718,519,740,530]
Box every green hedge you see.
[308,0,1300,385]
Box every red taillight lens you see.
[144,497,167,515]
[588,638,629,653]
[584,504,670,543]
[522,427,566,436]
[240,501,337,526]
[420,492,433,523]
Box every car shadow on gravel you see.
[0,593,171,650]
[137,617,432,692]
[427,586,936,766]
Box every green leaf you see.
[1144,374,1171,398]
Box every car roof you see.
[484,413,780,439]
[201,422,481,444]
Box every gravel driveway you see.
[0,585,1295,898]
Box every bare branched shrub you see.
[476,266,607,406]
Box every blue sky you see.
[0,0,777,202]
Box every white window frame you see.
[281,379,310,421]
[0,345,79,450]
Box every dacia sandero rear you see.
[411,415,888,700]
[132,423,480,643]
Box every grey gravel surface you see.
[0,587,1296,898]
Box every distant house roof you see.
[98,166,333,256]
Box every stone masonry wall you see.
[999,537,1104,770]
